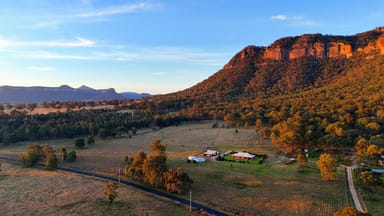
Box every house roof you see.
[204,150,218,154]
[232,152,255,158]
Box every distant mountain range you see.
[0,85,150,103]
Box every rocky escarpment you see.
[225,27,384,68]
[263,35,354,60]
[263,27,384,61]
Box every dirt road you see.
[345,166,365,212]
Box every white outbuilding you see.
[204,149,218,157]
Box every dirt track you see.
[346,166,365,212]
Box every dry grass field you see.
[0,162,189,216]
[0,121,349,215]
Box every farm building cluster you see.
[187,149,260,163]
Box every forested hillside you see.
[150,27,384,153]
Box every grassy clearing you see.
[0,162,190,216]
[177,151,348,215]
[357,177,384,215]
[364,191,384,215]
[1,121,350,215]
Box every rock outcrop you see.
[223,46,263,69]
[263,37,354,60]
[224,28,384,66]
[259,28,384,61]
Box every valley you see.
[1,27,384,215]
[0,122,353,215]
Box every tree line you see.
[0,109,152,144]
[124,140,193,194]
[19,144,77,170]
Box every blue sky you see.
[1,0,384,94]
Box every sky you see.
[1,0,384,94]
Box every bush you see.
[19,144,43,167]
[103,181,118,205]
[74,138,85,149]
[258,159,264,164]
[45,153,58,170]
[163,168,193,194]
[216,156,225,161]
[87,136,95,145]
[67,150,77,162]
[60,148,68,162]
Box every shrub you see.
[163,168,193,194]
[103,181,118,205]
[74,138,85,149]
[45,153,58,170]
[67,150,77,162]
[20,144,43,167]
[87,136,95,145]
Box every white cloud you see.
[151,72,164,75]
[27,66,56,71]
[0,37,95,48]
[1,40,228,66]
[33,20,61,29]
[27,2,161,29]
[93,51,137,61]
[24,51,92,60]
[271,15,287,21]
[77,2,159,18]
[81,0,93,6]
[88,47,228,66]
[137,47,228,65]
[270,14,321,27]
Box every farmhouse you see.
[231,152,255,160]
[204,149,218,157]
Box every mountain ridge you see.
[0,85,149,103]
[168,27,384,100]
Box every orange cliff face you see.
[377,35,384,54]
[357,34,384,54]
[263,47,289,60]
[223,27,384,68]
[328,42,353,58]
[262,28,384,61]
[264,40,354,60]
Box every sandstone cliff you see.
[263,27,384,61]
[226,27,384,64]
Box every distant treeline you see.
[0,109,153,143]
[0,103,201,144]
